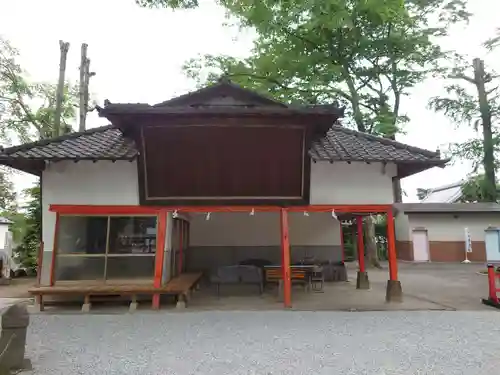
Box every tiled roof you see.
[0,124,446,166]
[0,125,136,160]
[310,125,445,164]
[420,181,465,203]
[395,202,500,213]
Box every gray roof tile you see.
[310,125,445,164]
[0,125,136,160]
[0,124,446,166]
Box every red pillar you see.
[152,210,168,309]
[280,208,292,308]
[356,217,365,273]
[386,209,398,281]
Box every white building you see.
[0,81,448,305]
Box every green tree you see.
[14,184,40,270]
[429,32,500,202]
[0,172,17,213]
[0,36,79,268]
[1,37,77,142]
[459,174,500,203]
[137,0,469,267]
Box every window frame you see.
[54,213,159,282]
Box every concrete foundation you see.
[386,280,403,303]
[129,302,138,312]
[81,303,91,313]
[356,271,370,290]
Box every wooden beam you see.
[49,205,163,215]
[49,204,394,215]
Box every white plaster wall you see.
[189,212,341,246]
[394,212,411,241]
[407,213,500,241]
[0,225,9,251]
[40,160,394,262]
[42,161,139,255]
[310,162,397,205]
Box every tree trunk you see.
[79,43,88,132]
[54,40,69,137]
[473,58,497,202]
[363,216,382,268]
[392,178,403,203]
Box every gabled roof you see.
[420,181,464,203]
[97,79,345,117]
[0,124,448,177]
[154,79,288,108]
[395,202,500,214]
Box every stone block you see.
[386,280,403,303]
[356,271,370,290]
[0,303,30,371]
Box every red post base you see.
[487,264,499,304]
[152,294,160,310]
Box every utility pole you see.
[473,58,497,202]
[54,40,70,137]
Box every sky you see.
[0,0,499,203]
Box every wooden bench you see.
[265,268,309,290]
[28,272,203,312]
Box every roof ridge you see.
[428,180,465,193]
[153,80,287,108]
[1,125,115,155]
[331,125,441,158]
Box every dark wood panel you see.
[140,125,306,201]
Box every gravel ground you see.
[27,311,500,375]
